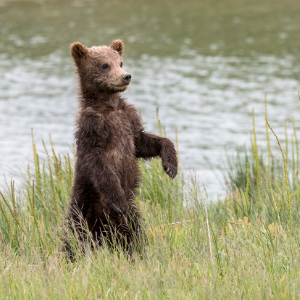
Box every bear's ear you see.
[110,39,124,56]
[71,42,89,62]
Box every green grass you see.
[1,104,300,299]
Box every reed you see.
[292,116,299,171]
[168,192,172,224]
[285,120,288,166]
[265,118,291,229]
[266,169,280,221]
[156,107,163,136]
[27,182,42,242]
[11,180,16,215]
[252,109,261,208]
[0,190,26,235]
[265,95,272,165]
[292,134,295,173]
[49,161,59,217]
[245,161,250,203]
[152,162,158,207]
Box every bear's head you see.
[71,40,131,93]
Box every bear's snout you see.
[122,73,131,84]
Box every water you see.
[0,0,300,196]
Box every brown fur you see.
[67,40,178,254]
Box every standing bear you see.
[67,39,178,253]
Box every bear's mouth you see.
[109,84,129,92]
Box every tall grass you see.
[1,103,300,299]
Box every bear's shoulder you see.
[120,101,143,133]
[121,101,138,118]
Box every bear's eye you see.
[120,62,123,68]
[102,64,109,69]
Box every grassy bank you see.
[1,104,300,299]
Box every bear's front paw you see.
[109,201,128,217]
[162,160,178,179]
[160,139,178,179]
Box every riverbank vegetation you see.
[1,103,300,299]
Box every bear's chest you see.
[107,110,133,141]
[105,110,135,165]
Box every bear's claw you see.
[163,162,177,179]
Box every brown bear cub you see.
[66,39,177,255]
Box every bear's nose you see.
[122,73,131,83]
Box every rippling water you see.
[0,0,300,196]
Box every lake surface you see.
[0,0,300,196]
